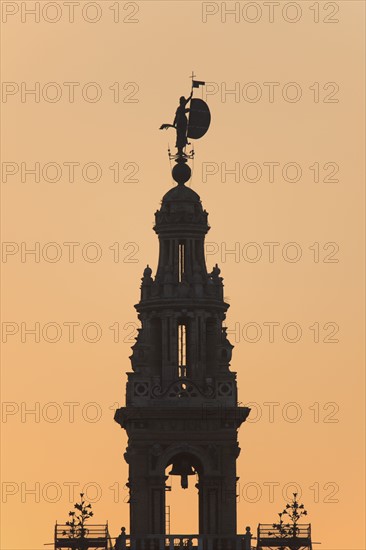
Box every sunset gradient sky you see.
[1,1,365,549]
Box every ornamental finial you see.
[159,74,211,185]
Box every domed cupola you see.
[154,180,209,236]
[137,177,226,306]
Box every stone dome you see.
[162,183,201,204]
[154,183,209,235]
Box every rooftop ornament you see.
[53,493,111,550]
[159,72,211,185]
[268,492,308,540]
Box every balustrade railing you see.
[113,534,253,550]
[55,526,255,550]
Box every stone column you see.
[129,469,167,534]
[196,475,220,534]
[197,467,237,536]
[149,475,168,534]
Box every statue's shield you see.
[187,98,211,139]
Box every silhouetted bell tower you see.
[114,80,250,538]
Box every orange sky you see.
[1,1,365,549]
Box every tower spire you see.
[115,80,250,538]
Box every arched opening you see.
[165,452,201,534]
[178,241,185,282]
[177,318,194,379]
[178,323,187,378]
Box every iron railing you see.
[257,523,312,549]
[55,523,112,550]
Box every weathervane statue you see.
[159,73,211,185]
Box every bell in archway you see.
[169,457,196,489]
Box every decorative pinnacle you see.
[159,77,211,185]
